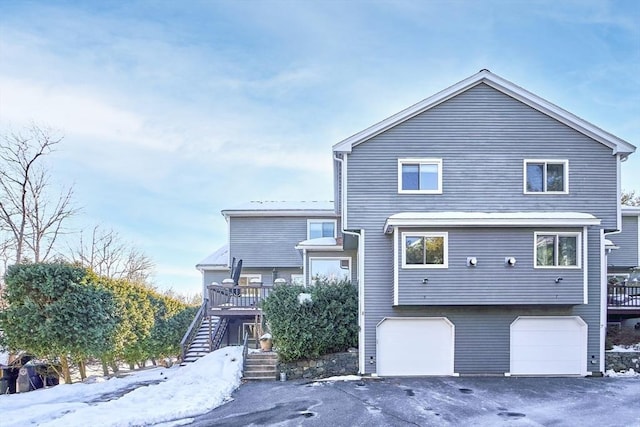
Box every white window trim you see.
[533,231,582,269]
[523,159,569,195]
[308,256,352,283]
[401,232,449,269]
[239,274,262,285]
[398,158,443,194]
[307,218,338,240]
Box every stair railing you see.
[180,300,207,363]
[210,317,229,351]
[242,330,249,374]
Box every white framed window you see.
[290,274,304,286]
[534,232,581,268]
[402,232,448,268]
[398,158,443,194]
[307,219,337,239]
[238,274,262,295]
[309,257,351,282]
[524,160,568,194]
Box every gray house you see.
[194,70,636,376]
[606,206,640,326]
[332,70,635,376]
[608,206,640,277]
[196,201,357,345]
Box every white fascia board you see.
[222,210,338,219]
[383,212,601,234]
[621,206,640,216]
[332,70,636,157]
[294,245,344,251]
[480,77,636,157]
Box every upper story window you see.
[524,160,568,194]
[402,232,448,268]
[308,219,337,239]
[534,232,580,268]
[398,158,443,194]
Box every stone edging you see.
[605,351,640,372]
[277,351,358,380]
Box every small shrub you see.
[262,278,358,362]
[606,324,640,349]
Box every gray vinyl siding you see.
[396,227,585,305]
[386,305,575,374]
[346,83,618,230]
[228,216,306,268]
[344,83,612,374]
[608,215,639,268]
[229,216,341,268]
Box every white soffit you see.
[383,211,601,234]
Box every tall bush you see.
[262,278,357,362]
[0,263,119,382]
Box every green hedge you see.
[262,278,358,362]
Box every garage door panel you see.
[377,318,454,376]
[510,316,587,376]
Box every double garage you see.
[376,316,588,376]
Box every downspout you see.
[334,152,366,375]
[600,153,625,375]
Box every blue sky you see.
[1,0,638,295]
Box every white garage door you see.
[510,316,587,376]
[377,317,454,376]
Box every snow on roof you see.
[384,211,601,233]
[222,200,335,217]
[295,237,342,250]
[196,244,229,269]
[605,239,619,250]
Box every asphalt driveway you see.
[187,376,640,427]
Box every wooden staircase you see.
[243,351,278,380]
[182,316,221,363]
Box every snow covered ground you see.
[0,346,243,427]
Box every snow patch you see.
[605,368,639,377]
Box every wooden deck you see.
[608,284,640,315]
[206,284,272,316]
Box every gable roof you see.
[196,244,229,270]
[221,200,335,218]
[333,69,636,159]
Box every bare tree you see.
[621,189,640,207]
[69,225,155,282]
[0,124,77,263]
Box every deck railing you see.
[180,300,207,362]
[608,285,640,309]
[207,284,272,312]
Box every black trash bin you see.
[0,366,19,394]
